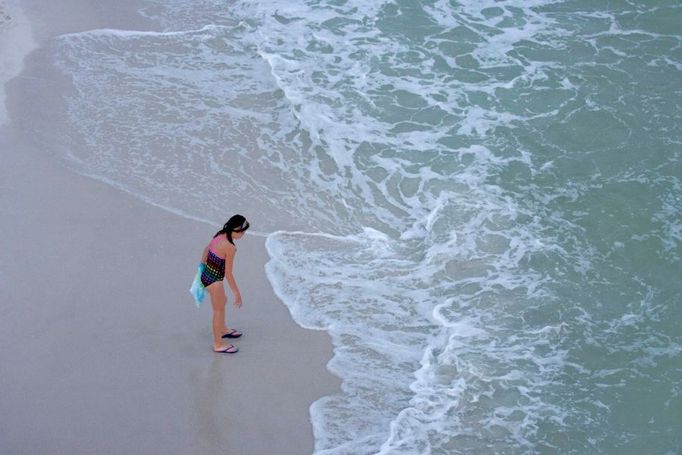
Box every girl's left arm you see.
[224,246,242,308]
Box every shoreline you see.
[0,0,37,125]
[0,1,339,453]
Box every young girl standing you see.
[200,214,250,353]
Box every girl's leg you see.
[206,283,231,350]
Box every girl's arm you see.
[224,245,242,307]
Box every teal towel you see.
[189,264,206,308]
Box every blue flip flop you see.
[222,329,243,339]
[214,344,239,354]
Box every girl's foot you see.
[222,328,243,338]
[213,344,239,354]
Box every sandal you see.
[222,329,243,339]
[213,344,239,354]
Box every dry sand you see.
[0,1,339,454]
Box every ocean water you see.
[40,0,682,453]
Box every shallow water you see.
[32,0,682,452]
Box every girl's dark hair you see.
[214,214,250,244]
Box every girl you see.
[200,214,250,353]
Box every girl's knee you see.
[209,295,227,309]
[213,304,226,313]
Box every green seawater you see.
[338,1,682,451]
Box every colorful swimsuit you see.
[201,249,225,287]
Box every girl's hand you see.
[234,292,243,308]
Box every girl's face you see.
[233,231,246,240]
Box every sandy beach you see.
[0,1,339,454]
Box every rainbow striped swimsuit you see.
[201,249,225,287]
